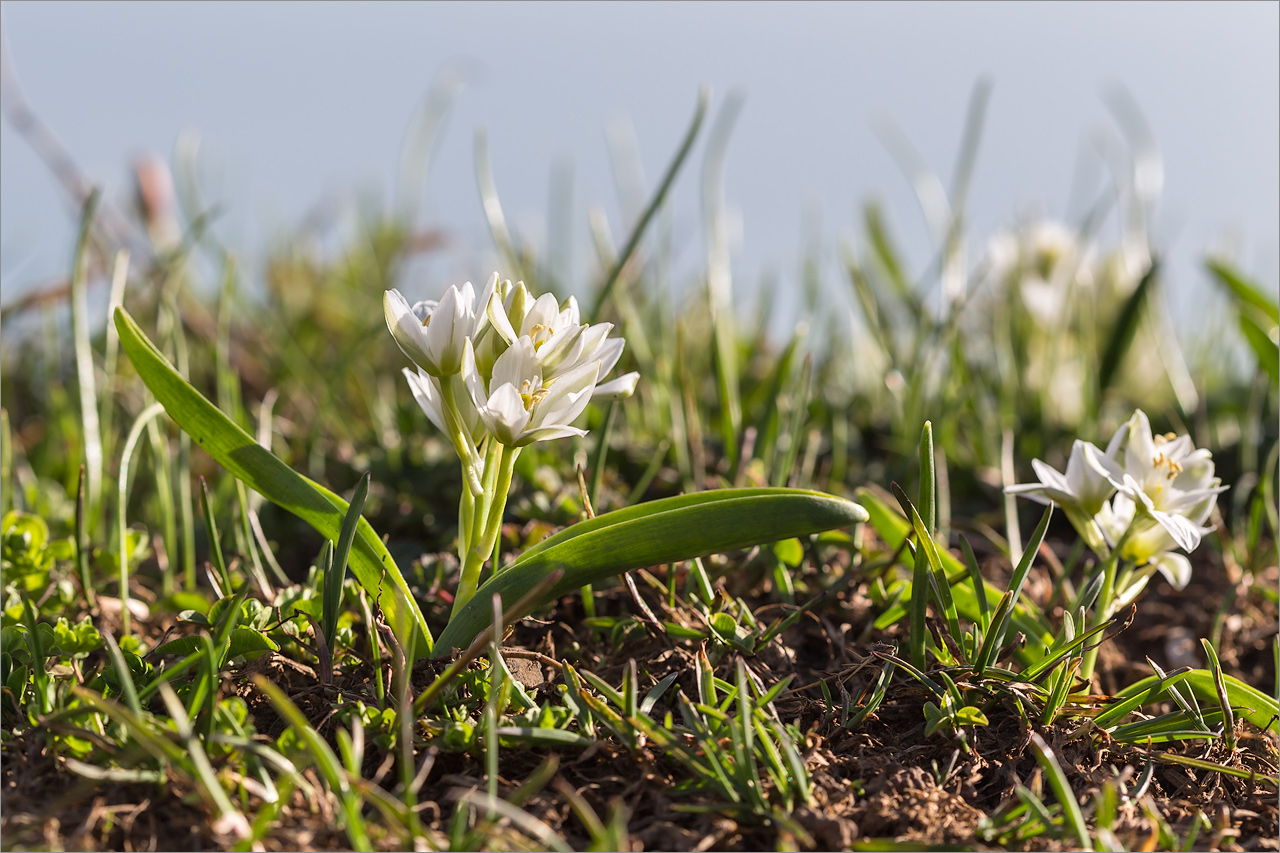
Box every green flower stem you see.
[439,376,483,495]
[1079,550,1118,683]
[452,442,519,617]
[1080,520,1136,684]
[458,477,475,566]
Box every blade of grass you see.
[71,189,104,521]
[117,403,166,635]
[974,505,1053,674]
[590,87,710,321]
[198,476,233,596]
[325,472,369,652]
[1029,732,1090,849]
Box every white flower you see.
[484,282,639,400]
[462,337,599,447]
[402,368,484,444]
[1101,409,1225,557]
[384,273,500,376]
[986,221,1089,326]
[1006,439,1122,517]
[1006,439,1123,553]
[1094,493,1194,590]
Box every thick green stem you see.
[458,478,475,566]
[1080,552,1120,683]
[439,376,483,495]
[452,443,518,617]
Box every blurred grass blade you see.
[1206,257,1279,324]
[704,90,746,472]
[198,476,233,596]
[117,403,166,636]
[1098,258,1157,397]
[71,189,104,520]
[114,307,431,653]
[474,128,522,282]
[1029,733,1090,849]
[591,87,709,321]
[436,488,867,654]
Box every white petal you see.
[1150,509,1202,553]
[1001,484,1059,507]
[1030,458,1071,494]
[426,285,467,375]
[490,337,540,390]
[462,339,490,410]
[485,283,518,345]
[537,323,586,372]
[403,368,448,435]
[592,336,626,377]
[534,360,599,429]
[515,425,589,445]
[385,288,437,371]
[1150,552,1192,590]
[592,372,639,400]
[521,293,561,336]
[1122,410,1158,484]
[483,384,531,446]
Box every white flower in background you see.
[986,220,1090,326]
[402,368,484,444]
[1102,409,1226,559]
[384,273,500,377]
[462,337,600,447]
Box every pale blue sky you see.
[2,1,1277,333]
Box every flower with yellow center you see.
[1102,409,1225,558]
[462,337,599,447]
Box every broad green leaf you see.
[1207,258,1279,325]
[1239,310,1280,384]
[1110,668,1278,734]
[113,307,430,653]
[154,627,278,660]
[435,488,867,655]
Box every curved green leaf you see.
[113,307,431,653]
[154,627,278,660]
[435,488,867,655]
[1110,668,1277,734]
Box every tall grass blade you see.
[1098,258,1157,397]
[1029,733,1090,849]
[590,87,710,321]
[117,403,166,635]
[71,190,104,519]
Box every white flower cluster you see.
[385,273,638,469]
[1007,410,1226,592]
